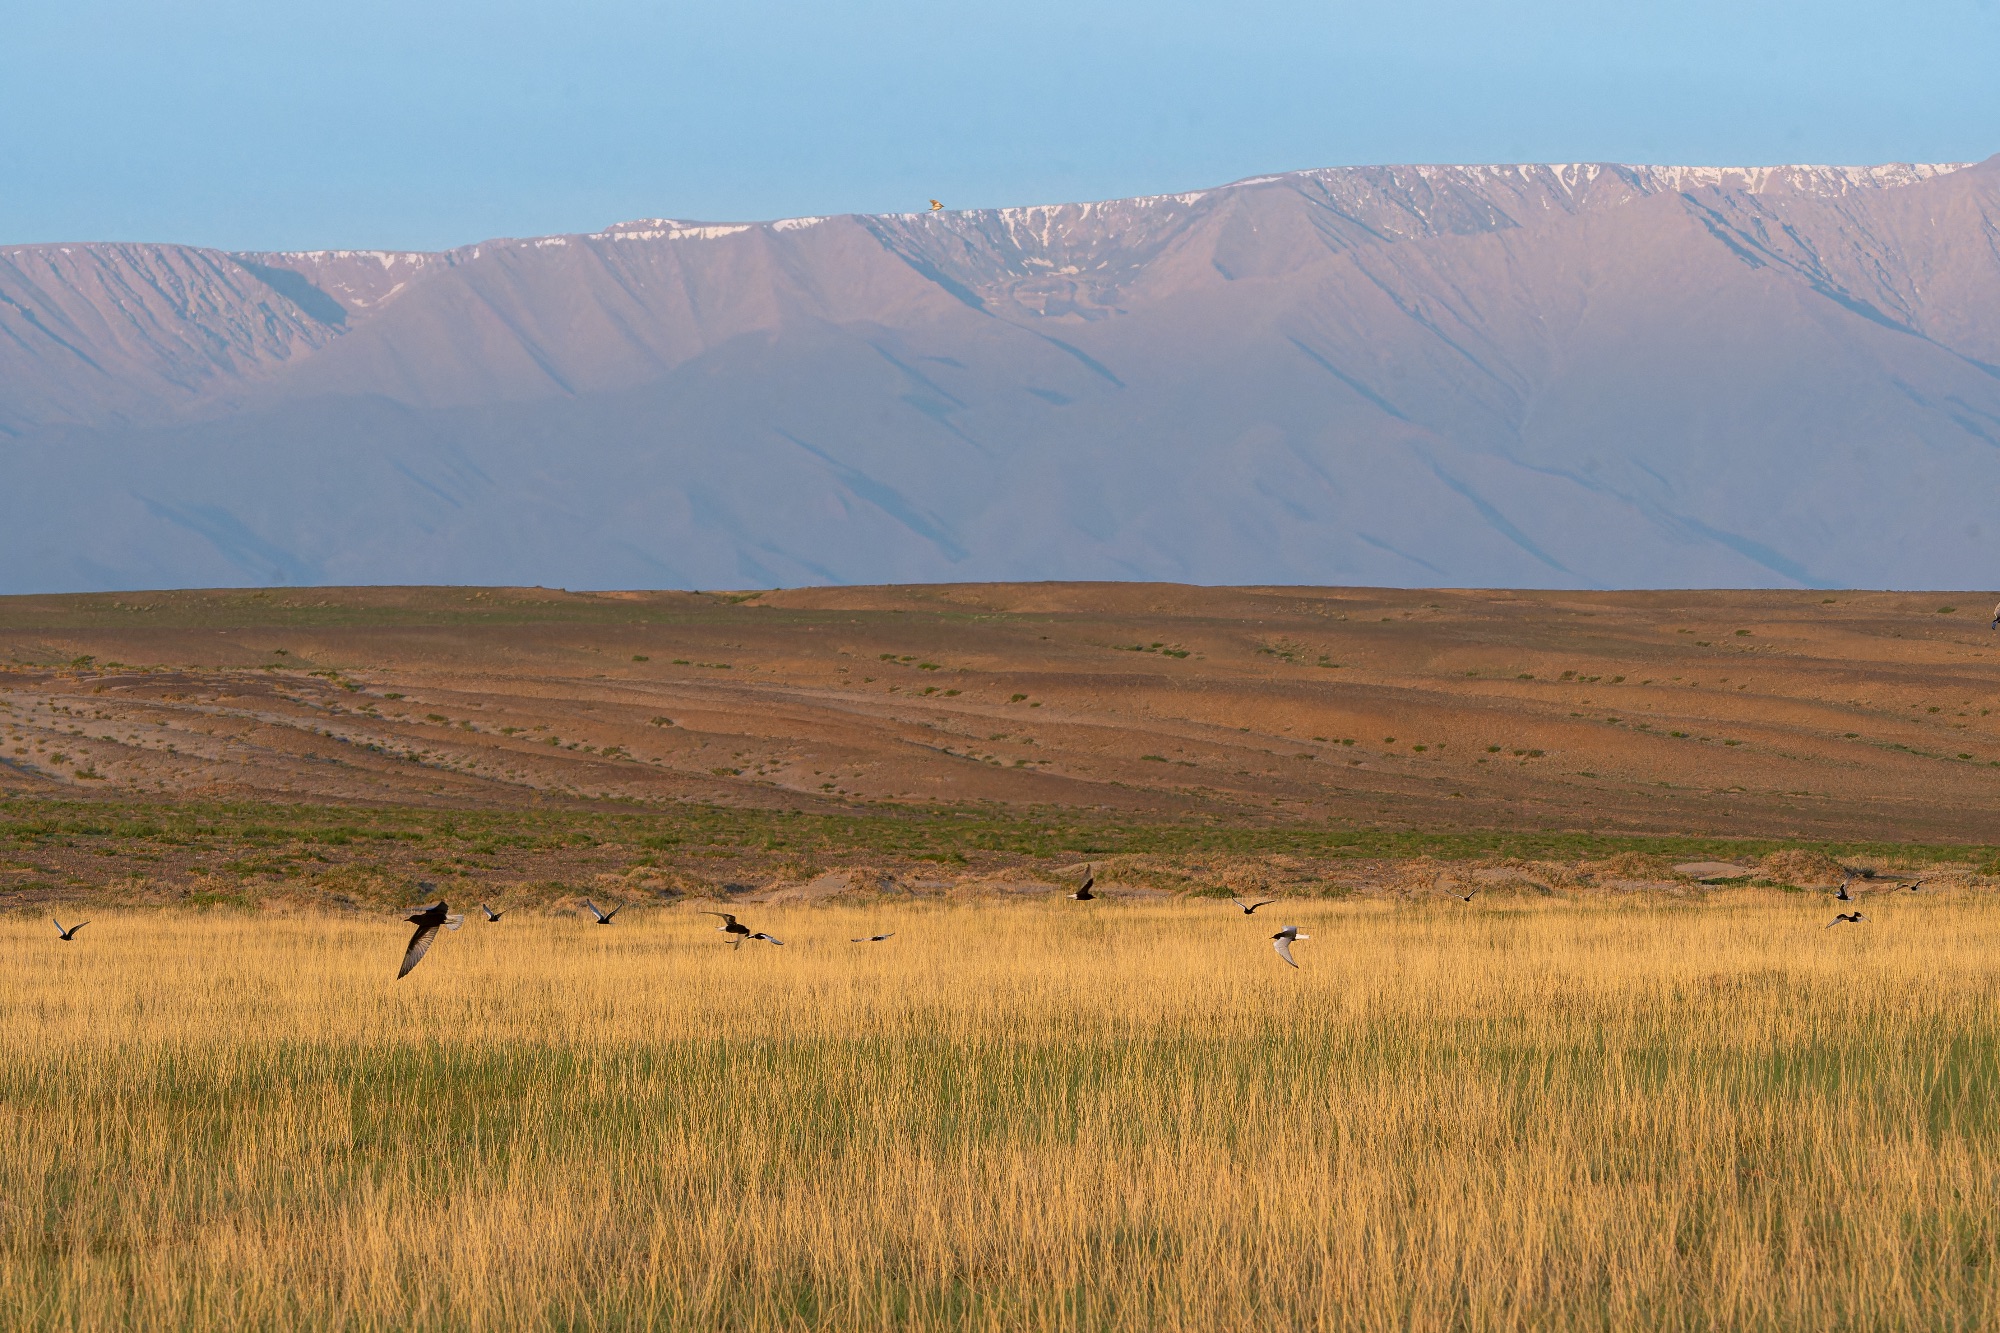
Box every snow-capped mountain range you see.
[4,156,1998,592]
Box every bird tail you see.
[446,915,465,930]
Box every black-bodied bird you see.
[707,912,782,946]
[1231,897,1277,915]
[480,903,505,922]
[1458,890,1476,903]
[53,918,88,941]
[1834,879,1854,902]
[1271,924,1309,968]
[397,901,463,979]
[1825,911,1867,928]
[1907,879,1925,893]
[851,932,895,942]
[582,900,620,925]
[1069,866,1096,901]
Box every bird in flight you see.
[582,900,621,925]
[479,903,505,922]
[53,918,88,941]
[1458,890,1476,902]
[851,932,896,942]
[1271,925,1309,968]
[1069,866,1096,901]
[397,900,464,978]
[1834,879,1854,902]
[707,912,783,946]
[1825,911,1866,928]
[928,199,944,212]
[1906,879,1925,893]
[1231,897,1277,915]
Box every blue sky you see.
[4,0,1997,251]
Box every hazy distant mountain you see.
[4,157,1999,593]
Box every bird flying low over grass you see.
[582,900,620,925]
[480,903,505,922]
[1070,866,1096,900]
[851,932,895,942]
[397,901,463,979]
[1230,897,1277,914]
[1834,879,1854,902]
[53,918,88,941]
[707,912,783,946]
[1271,924,1309,968]
[1826,912,1867,928]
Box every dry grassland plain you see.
[4,585,2000,1328]
[5,900,2000,1330]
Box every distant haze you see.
[4,156,2000,594]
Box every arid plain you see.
[6,582,2000,836]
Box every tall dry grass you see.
[2,893,1998,1329]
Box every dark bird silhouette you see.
[1231,897,1277,914]
[1069,865,1096,900]
[397,901,463,978]
[1834,879,1854,902]
[1906,879,1925,893]
[582,900,620,925]
[707,912,783,946]
[1271,924,1309,968]
[1825,912,1867,928]
[479,903,504,922]
[1458,891,1476,903]
[53,918,88,941]
[851,932,895,942]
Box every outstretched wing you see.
[582,900,605,922]
[398,924,442,978]
[1273,936,1299,968]
[705,912,739,927]
[1250,900,1277,912]
[752,933,785,946]
[603,906,621,921]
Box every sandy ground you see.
[2,583,1997,842]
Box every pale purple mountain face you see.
[3,158,1998,593]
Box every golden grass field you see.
[6,894,1999,1330]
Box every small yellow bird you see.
[928,199,944,212]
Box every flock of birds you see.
[41,864,1935,974]
[383,864,1317,977]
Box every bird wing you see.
[1273,936,1299,968]
[51,919,64,934]
[753,933,785,945]
[583,900,605,921]
[398,924,442,978]
[929,199,942,209]
[603,906,621,921]
[481,903,497,919]
[1250,900,1277,911]
[705,912,738,926]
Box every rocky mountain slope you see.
[4,157,1998,593]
